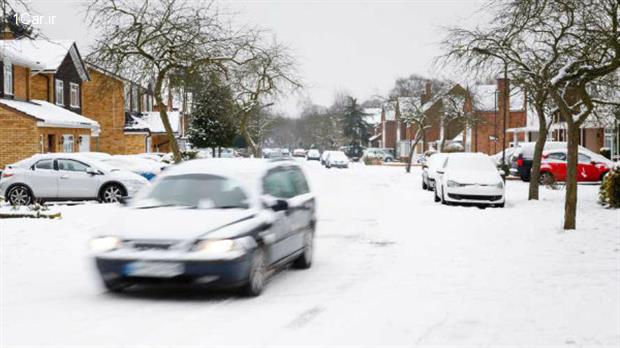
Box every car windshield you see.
[331,152,347,159]
[137,174,250,209]
[446,155,496,172]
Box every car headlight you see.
[495,181,504,189]
[193,239,235,254]
[447,180,459,188]
[89,236,122,252]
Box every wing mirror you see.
[271,199,289,212]
[86,167,100,175]
[436,169,444,175]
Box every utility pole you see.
[502,62,508,166]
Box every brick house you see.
[82,64,151,154]
[125,110,182,153]
[0,37,99,168]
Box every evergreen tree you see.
[341,97,370,147]
[188,72,237,156]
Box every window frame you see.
[57,159,90,172]
[33,159,54,171]
[55,79,64,106]
[69,82,80,108]
[3,61,13,96]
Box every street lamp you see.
[472,47,509,166]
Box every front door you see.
[47,134,56,153]
[28,159,59,199]
[57,159,99,198]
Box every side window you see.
[288,167,309,195]
[263,168,296,199]
[57,159,89,172]
[547,153,566,161]
[34,159,54,170]
[578,153,591,163]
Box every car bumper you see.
[444,186,504,204]
[94,251,253,288]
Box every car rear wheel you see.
[433,187,440,202]
[422,180,428,190]
[7,185,33,206]
[241,248,266,297]
[103,279,129,293]
[100,184,125,203]
[294,229,314,269]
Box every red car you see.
[539,150,610,183]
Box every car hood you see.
[447,170,502,185]
[112,207,258,241]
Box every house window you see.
[62,134,74,152]
[132,85,139,112]
[55,80,64,105]
[70,83,80,108]
[3,62,13,95]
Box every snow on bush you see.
[599,167,620,208]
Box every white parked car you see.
[0,153,149,205]
[320,150,333,166]
[293,148,307,157]
[325,151,349,168]
[306,149,321,161]
[434,153,505,208]
[421,152,448,191]
[98,155,166,181]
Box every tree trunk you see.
[218,147,221,158]
[528,105,548,200]
[154,74,181,163]
[239,113,259,157]
[405,130,424,173]
[563,124,580,230]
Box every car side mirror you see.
[271,199,289,212]
[436,169,444,175]
[422,164,428,169]
[86,167,99,175]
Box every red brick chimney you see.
[421,80,433,105]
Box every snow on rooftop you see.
[364,108,382,125]
[1,39,73,71]
[0,99,99,133]
[0,41,42,68]
[127,111,181,134]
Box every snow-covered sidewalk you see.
[1,162,619,346]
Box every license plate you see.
[124,261,184,278]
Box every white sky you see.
[23,0,487,116]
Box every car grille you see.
[448,194,502,201]
[128,240,176,251]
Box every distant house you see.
[0,36,99,168]
[125,111,182,153]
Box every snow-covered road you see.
[2,162,619,346]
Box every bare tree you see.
[398,97,431,173]
[86,0,255,163]
[229,39,301,157]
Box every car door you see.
[286,166,315,253]
[57,159,100,199]
[546,152,567,181]
[577,153,598,181]
[262,167,296,264]
[27,159,59,199]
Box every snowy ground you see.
[1,161,619,347]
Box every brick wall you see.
[31,74,52,101]
[83,69,146,154]
[0,107,39,168]
[13,66,30,100]
[124,133,147,154]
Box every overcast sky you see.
[25,0,487,116]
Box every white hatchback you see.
[0,153,149,205]
[434,153,505,208]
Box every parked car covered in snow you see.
[90,158,316,296]
[98,155,166,181]
[292,148,307,157]
[434,153,505,208]
[362,148,394,162]
[421,152,448,191]
[325,151,350,168]
[306,149,321,161]
[0,153,148,205]
[320,150,334,166]
[539,150,611,183]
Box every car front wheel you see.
[99,184,125,203]
[433,187,440,202]
[241,248,266,297]
[7,185,33,206]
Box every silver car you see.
[0,153,149,205]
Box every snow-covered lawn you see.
[1,162,619,346]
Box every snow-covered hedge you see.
[599,167,620,208]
